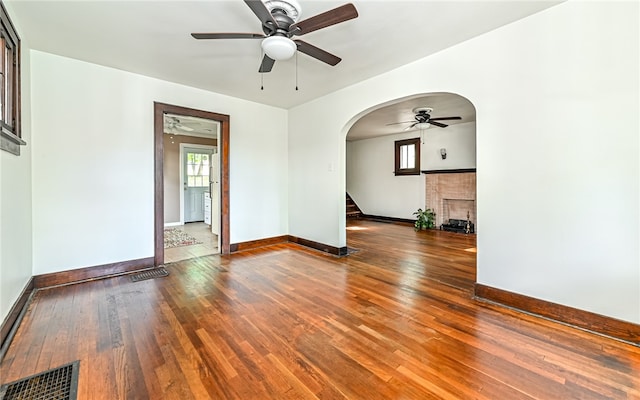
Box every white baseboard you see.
[164,222,183,228]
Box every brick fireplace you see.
[424,170,476,232]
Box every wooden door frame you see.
[154,102,230,265]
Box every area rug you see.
[164,228,202,249]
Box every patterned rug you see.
[164,228,202,249]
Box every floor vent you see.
[0,360,79,400]
[131,267,169,282]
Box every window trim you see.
[394,137,421,176]
[0,1,23,156]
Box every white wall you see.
[0,3,33,325]
[346,132,424,219]
[290,1,639,323]
[421,121,476,171]
[346,121,476,218]
[30,51,288,275]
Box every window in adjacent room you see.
[394,138,420,176]
[0,1,23,155]
[186,152,210,187]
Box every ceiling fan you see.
[165,116,194,132]
[388,107,462,130]
[191,0,358,73]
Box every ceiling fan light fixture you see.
[262,36,296,60]
[415,122,430,130]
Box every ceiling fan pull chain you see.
[295,51,299,91]
[261,50,265,90]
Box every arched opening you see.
[344,92,477,287]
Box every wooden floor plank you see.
[1,219,639,399]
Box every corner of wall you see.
[0,2,35,324]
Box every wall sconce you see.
[440,148,447,159]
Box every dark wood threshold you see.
[0,277,35,362]
[230,235,289,252]
[421,168,476,174]
[360,214,414,225]
[33,257,155,289]
[475,283,640,346]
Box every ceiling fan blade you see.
[259,54,275,73]
[386,121,415,126]
[430,121,448,128]
[290,3,358,36]
[191,33,265,40]
[244,0,279,31]
[430,116,462,121]
[294,40,341,66]
[404,123,417,131]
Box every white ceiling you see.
[8,0,561,111]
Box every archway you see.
[344,92,477,281]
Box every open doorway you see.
[154,102,230,266]
[164,139,217,263]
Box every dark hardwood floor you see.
[1,219,638,399]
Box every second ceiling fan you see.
[388,107,462,130]
[192,0,358,73]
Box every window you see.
[394,138,420,176]
[0,1,22,155]
[186,152,210,187]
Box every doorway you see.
[182,145,215,223]
[154,102,230,266]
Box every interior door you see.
[183,147,212,223]
[210,151,220,235]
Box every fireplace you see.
[443,199,475,223]
[441,199,475,233]
[424,170,477,233]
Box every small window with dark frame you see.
[0,1,22,155]
[394,138,421,176]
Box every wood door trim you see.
[154,102,230,263]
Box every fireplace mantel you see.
[421,168,476,175]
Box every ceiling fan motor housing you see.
[262,0,301,38]
[263,0,302,26]
[260,0,302,60]
[262,13,294,35]
[413,107,433,122]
